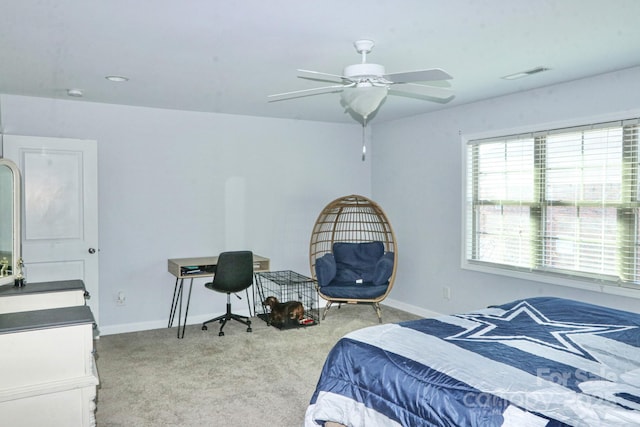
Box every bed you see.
[304,297,640,426]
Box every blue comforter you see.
[305,297,640,426]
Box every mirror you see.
[0,158,21,286]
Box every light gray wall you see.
[0,95,370,334]
[2,66,639,332]
[372,66,640,316]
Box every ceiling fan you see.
[268,39,454,122]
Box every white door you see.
[3,135,100,324]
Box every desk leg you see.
[176,278,184,338]
[168,277,180,328]
[172,278,195,339]
[179,278,194,339]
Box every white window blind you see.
[465,118,640,288]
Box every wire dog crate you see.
[254,270,320,329]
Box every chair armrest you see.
[315,253,336,287]
[372,252,394,286]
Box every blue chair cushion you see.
[372,251,395,286]
[315,253,336,287]
[315,241,394,300]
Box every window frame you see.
[461,111,640,299]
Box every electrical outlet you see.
[116,291,126,306]
[442,286,451,300]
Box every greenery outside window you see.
[464,117,640,293]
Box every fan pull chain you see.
[362,119,367,162]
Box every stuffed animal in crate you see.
[262,296,304,327]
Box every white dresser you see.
[0,281,99,426]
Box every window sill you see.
[462,260,640,300]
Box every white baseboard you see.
[99,298,441,336]
[98,311,238,336]
[384,297,442,319]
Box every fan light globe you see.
[341,86,388,120]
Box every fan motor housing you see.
[343,63,386,80]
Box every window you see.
[464,117,640,291]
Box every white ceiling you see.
[1,0,639,124]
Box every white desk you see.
[167,255,269,338]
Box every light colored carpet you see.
[95,304,421,427]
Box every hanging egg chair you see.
[309,194,397,322]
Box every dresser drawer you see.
[0,280,88,314]
[0,383,98,427]
[0,306,95,389]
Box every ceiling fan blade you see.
[385,68,453,83]
[389,83,454,100]
[267,84,346,101]
[298,69,351,82]
[298,75,345,85]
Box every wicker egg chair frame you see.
[309,194,397,322]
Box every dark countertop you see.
[0,279,86,297]
[0,305,95,335]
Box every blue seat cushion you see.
[315,241,394,299]
[320,282,389,299]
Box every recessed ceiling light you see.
[67,88,84,97]
[105,75,129,82]
[502,67,550,80]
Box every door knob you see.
[88,248,96,254]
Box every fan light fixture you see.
[340,83,388,162]
[340,85,388,120]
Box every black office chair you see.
[201,250,254,336]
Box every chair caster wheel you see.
[218,331,225,336]
[202,325,208,331]
[247,327,252,333]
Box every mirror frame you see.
[0,158,21,286]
